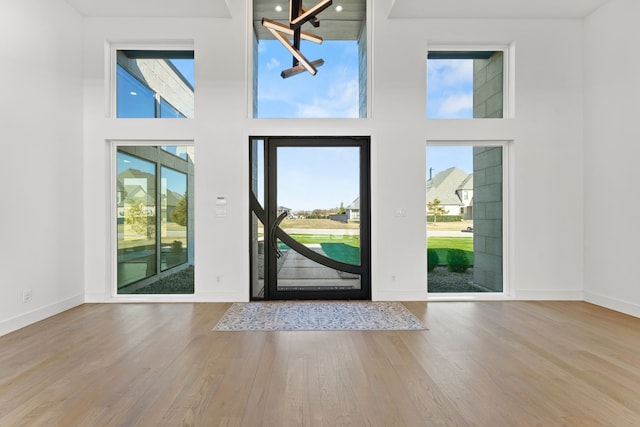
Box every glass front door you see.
[250,137,370,300]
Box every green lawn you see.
[428,237,474,265]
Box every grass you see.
[428,237,474,265]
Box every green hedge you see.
[447,249,470,273]
[427,248,439,272]
[426,215,464,223]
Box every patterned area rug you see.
[213,302,426,331]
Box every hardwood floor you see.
[1,301,640,426]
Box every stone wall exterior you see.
[473,146,503,291]
[473,52,503,118]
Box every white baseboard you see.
[512,289,584,300]
[0,294,84,337]
[84,291,247,303]
[374,290,429,301]
[584,291,640,318]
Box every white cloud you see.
[265,57,281,70]
[295,79,359,118]
[428,59,473,87]
[435,93,473,118]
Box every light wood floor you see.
[1,301,640,426]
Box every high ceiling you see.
[254,0,365,41]
[63,0,610,20]
[388,0,610,19]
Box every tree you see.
[125,200,155,237]
[339,201,346,214]
[171,195,188,226]
[427,198,449,225]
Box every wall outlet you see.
[23,289,33,303]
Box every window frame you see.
[426,140,511,299]
[426,44,515,119]
[108,43,195,119]
[110,140,195,297]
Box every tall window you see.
[427,50,506,119]
[115,50,194,118]
[117,145,195,294]
[252,1,367,118]
[427,144,505,293]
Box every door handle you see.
[269,211,288,259]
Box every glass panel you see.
[117,152,157,288]
[253,0,367,118]
[256,40,361,118]
[116,65,156,118]
[160,97,185,118]
[251,214,265,298]
[116,50,194,118]
[427,51,504,119]
[426,145,503,293]
[277,146,360,265]
[160,146,189,160]
[276,243,361,291]
[160,166,188,271]
[275,146,361,291]
[117,146,195,294]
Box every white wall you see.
[584,0,640,316]
[79,0,586,303]
[0,0,84,336]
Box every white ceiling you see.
[62,0,231,18]
[388,0,611,19]
[63,0,610,19]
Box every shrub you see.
[447,249,470,273]
[426,215,464,223]
[427,248,440,272]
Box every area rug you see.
[213,301,426,331]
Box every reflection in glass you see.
[116,50,194,118]
[117,152,157,287]
[160,97,185,118]
[161,166,188,271]
[117,65,156,118]
[117,146,195,294]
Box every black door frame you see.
[250,136,371,300]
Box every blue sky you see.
[427,59,473,119]
[277,146,360,211]
[256,40,360,118]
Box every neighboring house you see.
[117,168,184,222]
[346,197,360,221]
[426,167,474,219]
[277,206,292,218]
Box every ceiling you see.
[388,0,610,19]
[62,0,231,18]
[63,0,610,20]
[254,0,366,41]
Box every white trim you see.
[0,295,84,337]
[584,291,640,319]
[107,41,195,118]
[109,140,195,299]
[426,140,512,299]
[514,290,584,301]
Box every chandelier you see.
[262,0,332,78]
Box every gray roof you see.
[346,197,360,210]
[426,167,472,206]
